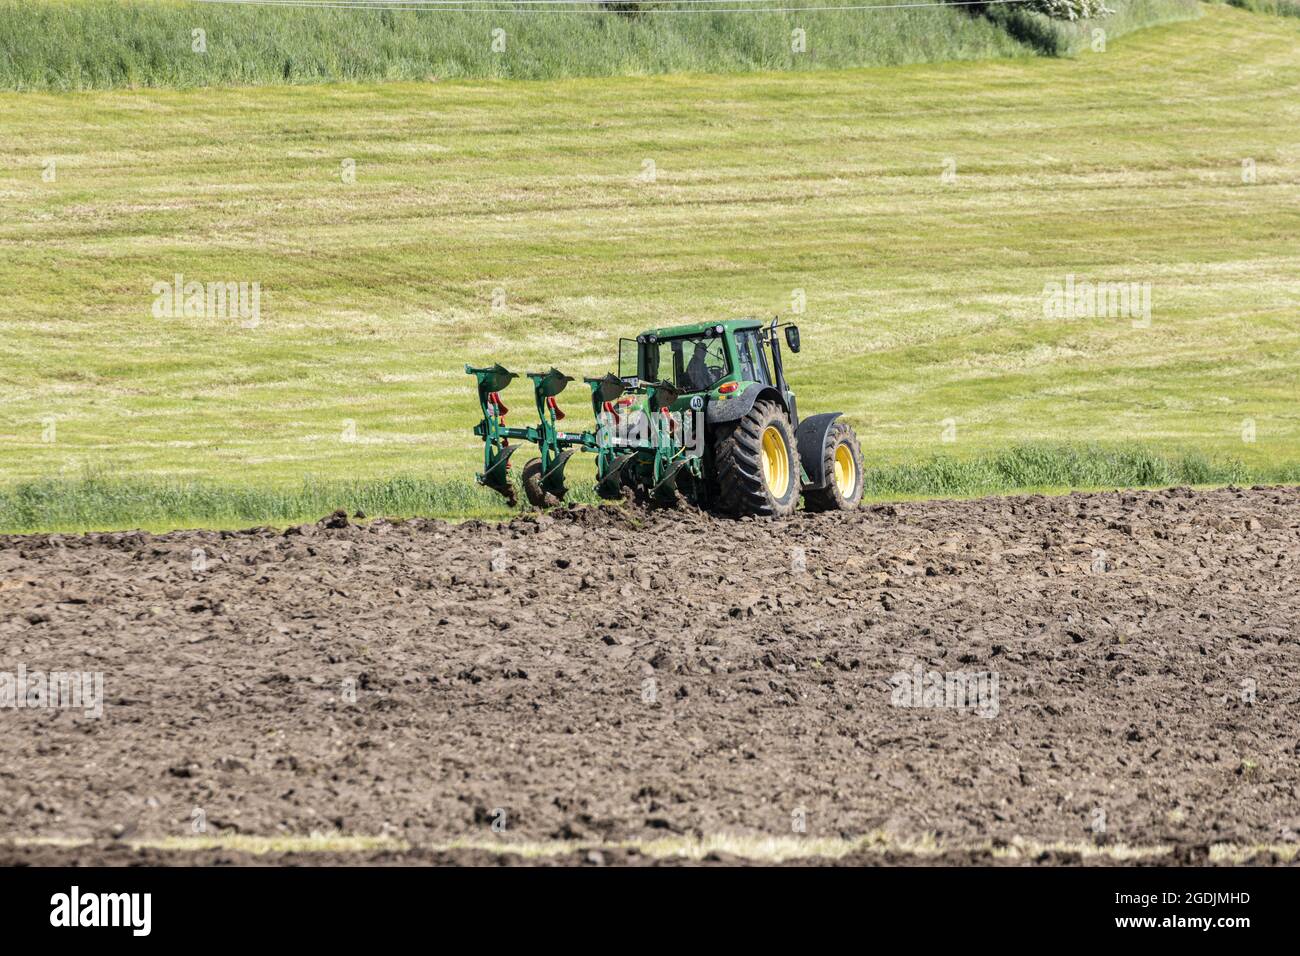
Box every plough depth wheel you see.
[521,457,565,508]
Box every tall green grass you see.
[1226,0,1300,17]
[0,471,531,533]
[0,0,1029,90]
[857,443,1297,497]
[0,0,1196,91]
[987,0,1200,54]
[3,444,1294,533]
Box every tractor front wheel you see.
[803,421,864,512]
[713,400,800,518]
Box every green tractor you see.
[466,318,863,517]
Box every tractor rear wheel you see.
[521,458,563,509]
[713,400,800,517]
[803,421,864,511]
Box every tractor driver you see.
[683,339,724,392]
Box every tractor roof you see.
[641,317,765,339]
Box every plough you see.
[466,364,699,508]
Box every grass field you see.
[0,0,1199,91]
[1,6,1298,529]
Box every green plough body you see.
[466,363,702,507]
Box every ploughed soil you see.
[1,486,1297,866]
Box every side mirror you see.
[784,325,801,353]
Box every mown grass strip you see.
[12,831,1295,863]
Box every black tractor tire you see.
[803,421,864,512]
[713,400,800,518]
[521,458,563,509]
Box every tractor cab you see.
[618,318,802,425]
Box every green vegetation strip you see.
[0,0,1200,91]
[1228,0,1300,17]
[2,444,1295,533]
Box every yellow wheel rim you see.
[760,426,790,498]
[833,443,856,498]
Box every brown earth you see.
[1,486,1298,866]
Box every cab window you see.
[735,329,771,385]
[645,334,728,391]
